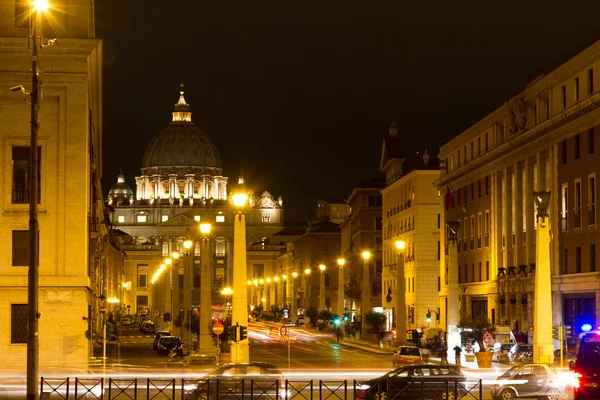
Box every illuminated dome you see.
[141,86,222,176]
[108,172,133,199]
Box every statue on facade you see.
[169,196,175,205]
[507,96,527,135]
[258,191,277,209]
[107,194,113,206]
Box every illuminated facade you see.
[108,89,284,331]
[0,0,103,370]
[435,40,600,343]
[380,123,442,332]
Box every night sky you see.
[96,1,600,221]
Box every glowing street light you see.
[361,250,372,338]
[395,240,407,344]
[319,264,326,310]
[337,258,345,316]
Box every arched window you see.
[215,239,226,256]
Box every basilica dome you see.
[141,87,222,177]
[108,172,133,199]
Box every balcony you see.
[589,207,596,226]
[574,213,581,229]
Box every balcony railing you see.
[574,213,581,229]
[560,216,567,231]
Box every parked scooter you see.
[168,344,190,362]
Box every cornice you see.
[0,37,102,54]
[434,93,600,188]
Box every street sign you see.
[280,326,289,338]
[482,331,493,344]
[213,322,224,335]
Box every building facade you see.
[380,123,441,333]
[435,40,600,345]
[0,0,104,370]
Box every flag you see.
[445,184,454,207]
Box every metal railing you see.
[39,377,484,400]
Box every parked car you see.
[152,330,171,350]
[392,345,422,366]
[120,315,134,326]
[572,331,600,400]
[553,348,577,366]
[185,362,285,399]
[490,363,561,400]
[156,336,181,356]
[508,343,533,363]
[356,365,467,400]
[492,343,513,363]
[140,320,156,334]
[138,314,150,327]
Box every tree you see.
[305,306,318,323]
[317,309,334,322]
[364,311,387,334]
[458,314,495,352]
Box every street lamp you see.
[533,190,553,363]
[395,240,406,344]
[319,264,326,310]
[291,272,298,321]
[337,258,345,316]
[231,177,250,363]
[361,251,372,338]
[198,223,215,356]
[304,268,311,310]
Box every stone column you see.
[319,269,326,311]
[291,275,298,321]
[446,222,461,359]
[198,237,216,355]
[361,260,371,338]
[182,250,193,348]
[515,162,525,264]
[396,250,407,345]
[525,158,536,266]
[504,166,514,268]
[337,265,345,316]
[231,210,249,363]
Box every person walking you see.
[453,345,462,366]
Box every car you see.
[553,348,577,366]
[185,362,285,399]
[356,365,467,400]
[156,336,181,356]
[392,345,422,366]
[492,343,513,363]
[508,343,533,363]
[572,330,600,400]
[140,320,156,334]
[120,315,134,326]
[138,314,150,327]
[152,330,171,350]
[490,363,561,400]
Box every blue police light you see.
[333,319,341,326]
[581,323,593,332]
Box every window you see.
[137,214,147,223]
[561,85,567,109]
[477,137,481,155]
[12,230,37,267]
[458,265,462,283]
[561,183,568,231]
[485,176,489,195]
[437,214,440,229]
[12,146,41,204]
[576,247,581,273]
[471,183,474,201]
[457,150,461,166]
[484,133,489,152]
[575,134,581,160]
[470,142,474,160]
[478,262,482,282]
[589,68,594,94]
[561,140,567,165]
[118,215,125,223]
[216,215,225,223]
[253,264,265,276]
[486,261,490,281]
[575,180,581,216]
[463,146,467,163]
[437,241,440,260]
[575,77,580,102]
[375,259,382,274]
[11,304,28,344]
[162,215,168,222]
[450,154,455,171]
[589,174,596,226]
[591,244,596,272]
[137,265,148,288]
[194,215,201,222]
[589,128,595,155]
[563,248,568,274]
[375,217,382,230]
[478,180,481,198]
[262,214,271,223]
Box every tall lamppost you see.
[533,191,553,363]
[198,223,216,355]
[319,264,326,310]
[25,2,51,397]
[221,286,233,318]
[304,268,311,310]
[337,258,345,316]
[281,275,287,312]
[361,251,372,338]
[231,180,249,363]
[165,256,177,336]
[266,277,272,309]
[395,240,406,344]
[291,272,298,321]
[181,233,193,348]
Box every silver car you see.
[490,363,561,400]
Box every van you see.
[573,331,600,399]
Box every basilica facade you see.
[107,88,284,336]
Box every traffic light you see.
[228,325,238,342]
[425,311,431,323]
[343,313,349,321]
[564,325,572,340]
[333,318,341,326]
[239,325,248,341]
[552,325,559,340]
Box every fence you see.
[39,377,484,400]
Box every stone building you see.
[380,123,441,333]
[435,40,600,344]
[107,88,284,334]
[0,0,104,370]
